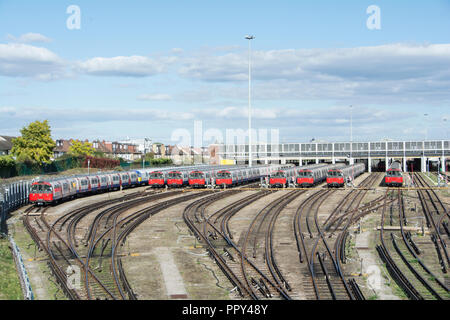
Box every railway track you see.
[294,173,383,300]
[413,173,449,273]
[23,189,212,300]
[184,189,306,299]
[21,170,448,300]
[376,188,450,300]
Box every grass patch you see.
[0,237,23,300]
[10,219,67,300]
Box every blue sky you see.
[1,0,449,145]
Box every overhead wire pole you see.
[246,35,254,167]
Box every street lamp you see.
[246,35,255,167]
[424,113,429,141]
[424,113,429,173]
[443,118,448,140]
[350,105,353,165]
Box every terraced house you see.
[0,136,14,156]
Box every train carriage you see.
[34,181,56,204]
[76,176,90,194]
[296,163,346,187]
[87,175,100,193]
[269,166,297,188]
[215,169,237,187]
[148,170,166,187]
[109,173,121,190]
[214,165,280,188]
[29,179,70,205]
[385,162,403,187]
[189,170,213,188]
[129,171,139,187]
[98,174,110,191]
[167,170,189,187]
[135,169,153,186]
[120,172,131,188]
[326,163,366,188]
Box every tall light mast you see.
[245,35,254,167]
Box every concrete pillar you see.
[264,158,268,165]
[441,156,446,173]
[368,157,372,173]
[385,157,389,170]
[332,157,335,164]
[315,158,319,164]
[299,158,302,166]
[349,158,354,165]
[421,157,426,172]
[403,157,407,172]
[281,158,286,165]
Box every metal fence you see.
[0,180,30,233]
[8,235,34,300]
[0,180,33,300]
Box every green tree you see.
[68,140,94,157]
[11,120,56,164]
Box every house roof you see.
[54,139,72,153]
[0,136,14,151]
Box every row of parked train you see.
[268,163,366,188]
[29,164,291,205]
[29,165,202,205]
[29,160,404,205]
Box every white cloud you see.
[0,43,66,79]
[178,43,450,103]
[7,32,52,44]
[180,43,450,82]
[76,55,174,77]
[0,106,194,124]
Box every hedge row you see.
[83,156,120,169]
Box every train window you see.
[30,184,52,193]
[168,172,182,178]
[150,172,163,178]
[271,171,286,178]
[216,171,231,178]
[328,171,342,177]
[387,170,402,177]
[189,172,203,178]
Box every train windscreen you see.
[189,171,204,178]
[168,172,182,178]
[30,184,52,193]
[271,171,286,178]
[328,170,342,177]
[216,171,231,178]
[149,172,164,179]
[387,170,402,177]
